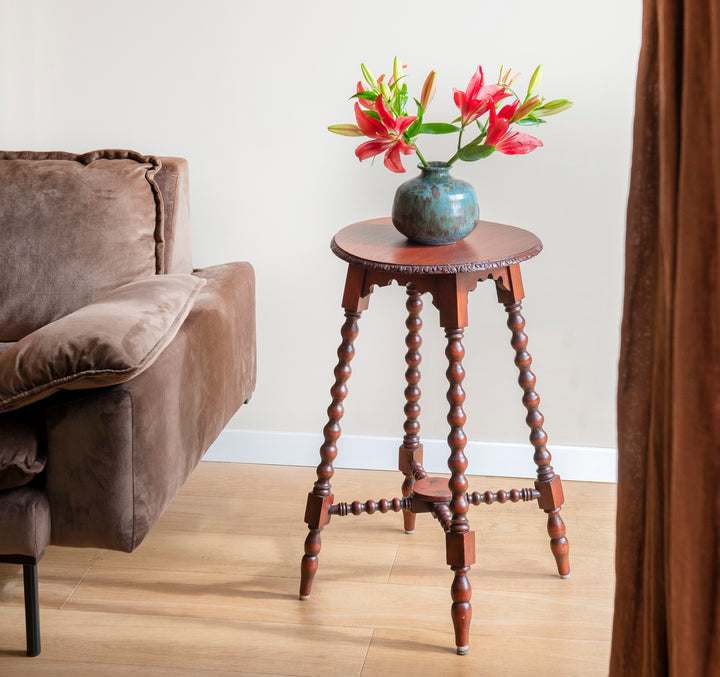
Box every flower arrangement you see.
[329,58,573,173]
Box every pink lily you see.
[486,102,543,155]
[354,97,417,173]
[453,66,510,127]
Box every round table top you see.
[331,218,543,275]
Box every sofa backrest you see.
[155,156,193,275]
[0,150,192,341]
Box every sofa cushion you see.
[0,149,164,341]
[0,274,206,414]
[0,487,51,556]
[0,413,45,491]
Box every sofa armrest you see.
[0,274,205,413]
[44,262,256,551]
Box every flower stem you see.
[413,144,428,167]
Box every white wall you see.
[1,0,642,471]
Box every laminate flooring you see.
[0,462,616,676]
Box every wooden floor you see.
[0,462,615,676]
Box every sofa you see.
[0,150,256,655]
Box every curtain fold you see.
[611,0,720,674]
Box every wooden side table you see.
[299,217,570,655]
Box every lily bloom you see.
[354,97,417,173]
[486,102,543,155]
[453,66,510,127]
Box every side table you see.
[299,217,569,655]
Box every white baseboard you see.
[203,429,617,483]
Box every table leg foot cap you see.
[456,646,469,656]
[404,529,415,535]
[299,594,310,601]
[560,573,571,579]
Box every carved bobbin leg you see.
[504,301,570,578]
[444,327,475,655]
[399,287,425,534]
[300,310,361,599]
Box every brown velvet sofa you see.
[0,151,256,656]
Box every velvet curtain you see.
[610,0,720,674]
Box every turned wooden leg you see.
[504,301,570,578]
[399,286,426,534]
[300,309,361,599]
[444,327,475,654]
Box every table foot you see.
[450,567,472,654]
[456,646,469,656]
[299,527,322,599]
[547,508,570,577]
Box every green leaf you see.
[515,115,546,126]
[363,110,381,122]
[418,123,461,135]
[406,115,423,138]
[351,91,378,102]
[457,145,496,161]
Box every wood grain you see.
[331,218,543,275]
[0,463,615,675]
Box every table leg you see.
[504,301,570,578]
[299,309,361,599]
[443,327,475,655]
[399,286,425,534]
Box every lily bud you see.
[511,95,542,122]
[534,98,574,117]
[328,124,365,137]
[361,63,377,89]
[527,65,543,97]
[393,56,404,88]
[379,80,392,101]
[420,70,437,110]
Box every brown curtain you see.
[611,0,720,674]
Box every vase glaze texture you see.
[391,162,479,245]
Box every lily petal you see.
[498,100,520,120]
[374,95,396,131]
[495,132,543,155]
[383,144,406,173]
[355,102,387,138]
[395,114,418,135]
[355,138,393,161]
[465,66,484,99]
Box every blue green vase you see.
[391,162,479,245]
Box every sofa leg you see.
[23,561,41,657]
[0,552,43,657]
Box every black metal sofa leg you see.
[0,553,43,656]
[23,560,41,656]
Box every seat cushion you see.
[0,487,51,556]
[0,149,164,340]
[0,412,45,491]
[0,274,206,414]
